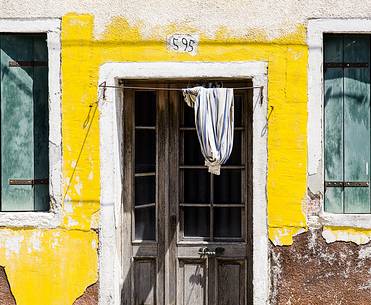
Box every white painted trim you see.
[98,62,269,305]
[320,213,371,229]
[307,18,371,229]
[0,18,62,228]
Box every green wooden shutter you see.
[0,34,49,211]
[324,34,371,213]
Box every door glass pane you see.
[183,131,204,165]
[135,176,155,206]
[135,129,156,173]
[183,169,210,203]
[182,103,195,127]
[135,207,156,240]
[135,91,156,126]
[234,95,243,127]
[214,207,241,238]
[225,131,242,165]
[134,90,157,241]
[214,170,241,204]
[183,207,210,238]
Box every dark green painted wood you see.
[345,187,370,213]
[32,35,49,211]
[324,34,371,214]
[344,66,370,213]
[343,35,370,213]
[324,35,343,63]
[343,35,369,63]
[324,67,344,183]
[324,35,344,213]
[324,187,343,214]
[0,34,49,211]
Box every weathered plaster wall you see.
[0,3,369,304]
[1,0,371,38]
[0,12,307,303]
[0,266,16,305]
[271,229,371,305]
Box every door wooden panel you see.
[134,259,156,305]
[177,260,206,305]
[216,260,245,305]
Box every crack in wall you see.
[0,266,16,305]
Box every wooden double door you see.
[122,81,252,305]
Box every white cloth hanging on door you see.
[182,86,234,175]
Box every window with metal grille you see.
[122,81,252,242]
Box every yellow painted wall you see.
[0,13,367,305]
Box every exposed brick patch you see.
[271,229,371,305]
[73,282,98,305]
[0,266,16,305]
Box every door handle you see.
[198,247,225,257]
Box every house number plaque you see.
[167,33,199,55]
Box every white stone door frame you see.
[98,61,269,305]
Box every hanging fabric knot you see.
[182,86,234,175]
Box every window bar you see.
[134,172,156,177]
[134,203,156,209]
[135,126,156,130]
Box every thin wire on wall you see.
[98,82,263,91]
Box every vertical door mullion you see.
[121,88,134,304]
[370,35,371,213]
[167,85,180,305]
[157,86,168,305]
[0,34,2,211]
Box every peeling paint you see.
[269,227,307,246]
[4,236,23,259]
[0,266,16,305]
[271,229,371,304]
[322,227,371,245]
[72,282,98,305]
[28,231,42,253]
[0,229,98,305]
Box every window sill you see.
[0,211,61,228]
[319,212,371,229]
